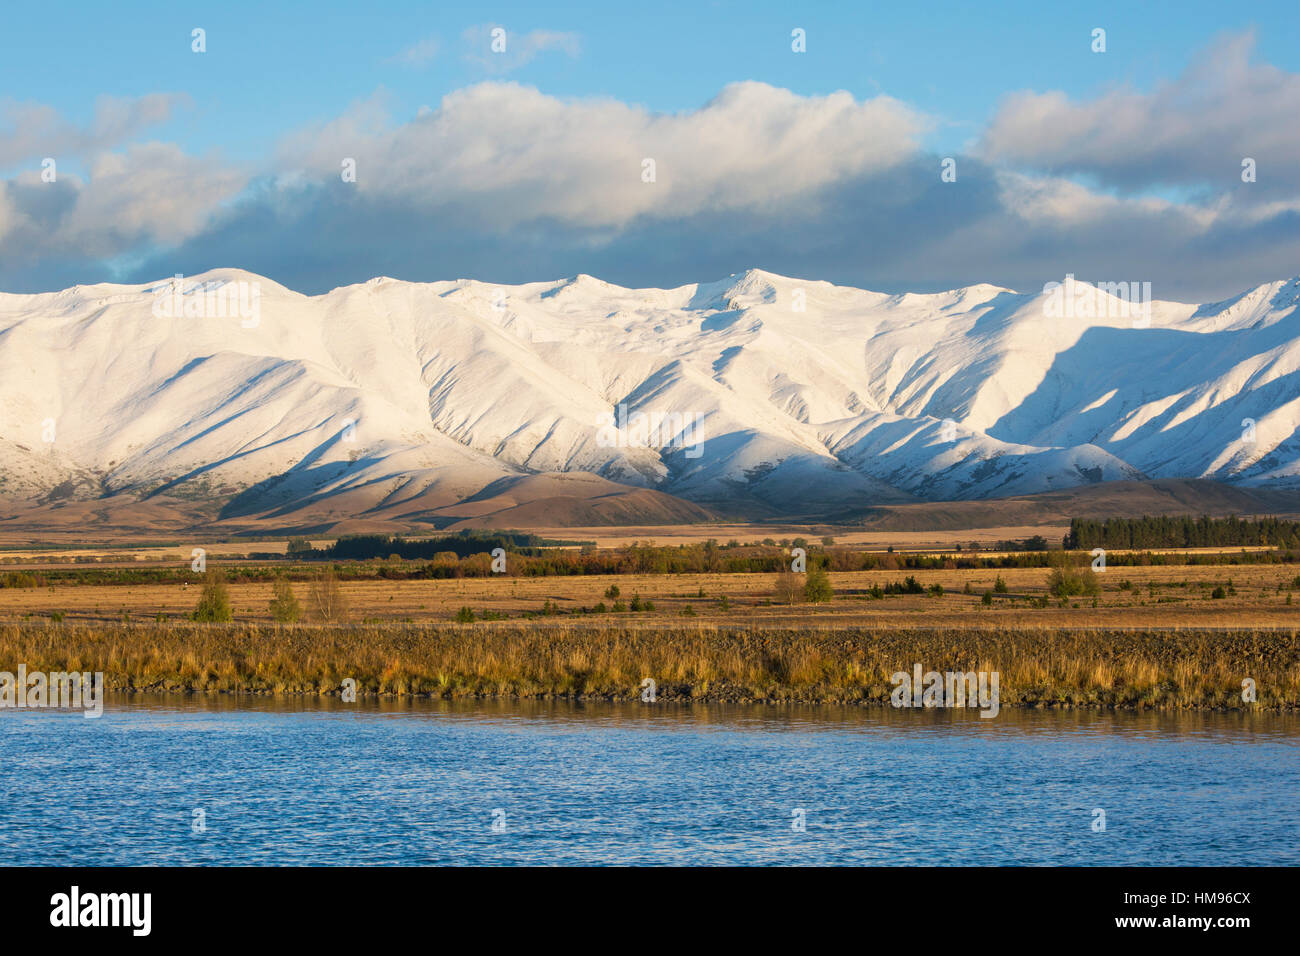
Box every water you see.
[2,695,1297,865]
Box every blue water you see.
[2,696,1296,865]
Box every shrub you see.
[454,606,476,623]
[994,576,1009,594]
[192,568,233,622]
[804,567,834,603]
[1047,554,1101,598]
[883,576,925,595]
[604,584,621,599]
[1211,586,1227,600]
[269,578,301,623]
[981,591,993,606]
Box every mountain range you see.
[1,267,1297,533]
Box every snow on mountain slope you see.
[0,267,1297,520]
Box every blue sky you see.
[2,1,1299,299]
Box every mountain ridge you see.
[1,267,1297,528]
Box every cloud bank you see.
[2,33,1297,301]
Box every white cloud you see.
[284,81,927,228]
[0,143,246,266]
[63,143,247,248]
[462,26,581,71]
[980,31,1300,193]
[4,39,1300,304]
[0,93,190,169]
[389,35,439,68]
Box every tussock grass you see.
[1,621,1295,710]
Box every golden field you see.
[1,563,1297,628]
[1,543,1296,711]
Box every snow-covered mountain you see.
[0,267,1297,521]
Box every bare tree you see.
[308,565,350,623]
[773,570,804,606]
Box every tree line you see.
[1064,515,1300,550]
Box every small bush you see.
[269,578,301,623]
[883,576,925,595]
[1047,554,1100,598]
[192,569,233,622]
[455,606,476,623]
[804,567,833,603]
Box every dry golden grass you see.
[1,619,1295,710]
[0,563,1296,629]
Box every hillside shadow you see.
[988,322,1300,472]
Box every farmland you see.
[0,530,1296,710]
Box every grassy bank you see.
[2,621,1296,710]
